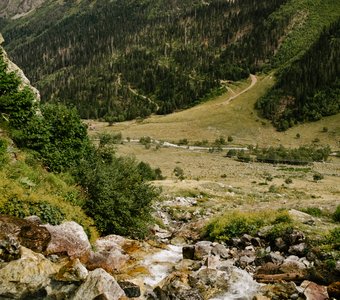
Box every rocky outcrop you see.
[0,0,46,19]
[0,34,40,101]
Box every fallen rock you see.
[43,221,91,259]
[211,243,229,259]
[0,247,60,299]
[194,241,212,260]
[0,215,50,253]
[288,243,308,257]
[300,280,328,300]
[73,268,125,300]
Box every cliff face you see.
[0,0,46,19]
[0,33,40,101]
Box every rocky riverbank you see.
[0,210,339,299]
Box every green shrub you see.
[302,207,323,217]
[173,166,185,180]
[0,138,8,167]
[285,177,293,184]
[204,210,292,242]
[327,227,340,250]
[0,197,65,225]
[333,205,340,223]
[313,173,324,181]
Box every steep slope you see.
[1,0,339,126]
[0,0,47,19]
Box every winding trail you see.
[222,74,257,105]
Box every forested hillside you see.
[1,0,339,126]
[257,19,340,130]
[1,0,289,119]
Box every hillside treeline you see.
[256,19,340,130]
[2,0,290,120]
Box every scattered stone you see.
[43,221,91,259]
[24,215,42,225]
[288,243,308,257]
[183,245,195,260]
[73,268,125,300]
[301,280,328,300]
[275,237,287,250]
[204,255,220,269]
[279,260,307,275]
[251,237,262,247]
[118,281,141,298]
[286,230,305,245]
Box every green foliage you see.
[98,132,122,147]
[0,138,8,167]
[173,166,185,180]
[301,207,323,217]
[227,135,233,142]
[326,227,340,250]
[257,18,340,130]
[333,205,340,223]
[0,197,65,225]
[313,173,324,181]
[254,145,330,165]
[204,210,292,242]
[178,138,188,146]
[226,149,237,158]
[137,161,162,181]
[75,148,159,238]
[285,177,293,184]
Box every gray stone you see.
[211,244,229,259]
[194,241,212,260]
[275,237,287,250]
[288,243,308,257]
[0,235,21,262]
[73,268,125,300]
[24,215,42,225]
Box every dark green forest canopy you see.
[1,0,289,119]
[256,19,340,130]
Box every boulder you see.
[288,243,308,257]
[327,281,340,298]
[275,237,287,250]
[0,215,50,253]
[279,259,307,275]
[300,280,328,300]
[260,282,300,299]
[211,243,229,259]
[43,221,91,259]
[86,249,129,273]
[0,247,60,299]
[118,281,141,298]
[55,258,88,282]
[183,245,195,260]
[194,241,212,260]
[73,268,125,300]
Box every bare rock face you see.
[0,34,40,101]
[0,247,60,299]
[0,0,47,19]
[73,268,125,300]
[43,221,91,260]
[0,215,50,253]
[55,258,88,282]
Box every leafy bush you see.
[0,138,8,167]
[327,227,340,250]
[302,207,323,217]
[313,173,324,181]
[333,205,340,223]
[204,210,292,242]
[173,166,185,180]
[75,148,159,238]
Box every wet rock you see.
[327,281,340,298]
[300,280,328,300]
[194,267,230,293]
[194,241,212,260]
[211,243,229,259]
[0,247,60,299]
[73,268,125,300]
[86,248,129,273]
[0,235,21,262]
[289,243,308,257]
[183,245,195,260]
[43,221,91,259]
[118,281,141,298]
[0,215,50,253]
[204,255,220,269]
[55,258,88,282]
